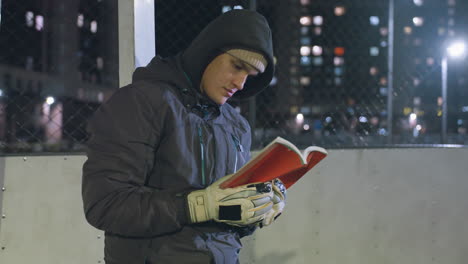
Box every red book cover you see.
[220,137,327,189]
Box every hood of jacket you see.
[131,10,274,105]
[181,9,274,99]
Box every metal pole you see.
[441,55,448,144]
[248,0,257,144]
[386,0,395,144]
[118,0,135,87]
[118,0,156,87]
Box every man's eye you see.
[233,64,243,70]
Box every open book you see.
[220,137,327,189]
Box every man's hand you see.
[187,175,273,226]
[259,179,286,227]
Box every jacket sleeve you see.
[82,83,189,237]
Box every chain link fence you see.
[0,0,467,153]
[0,0,118,153]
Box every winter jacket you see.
[82,9,274,264]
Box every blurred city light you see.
[412,17,424,27]
[447,41,466,58]
[369,16,379,26]
[334,6,346,16]
[295,113,304,125]
[413,0,424,6]
[300,16,312,26]
[46,96,55,105]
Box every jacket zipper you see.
[230,134,244,173]
[198,124,206,186]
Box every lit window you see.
[233,5,243,9]
[334,67,343,76]
[300,76,311,85]
[300,56,311,66]
[380,77,387,86]
[314,27,322,36]
[379,87,388,96]
[334,47,345,56]
[370,67,378,76]
[370,47,379,56]
[370,16,379,26]
[448,18,455,26]
[413,17,424,26]
[313,57,323,66]
[25,56,34,70]
[437,97,443,106]
[334,77,342,86]
[313,16,323,26]
[300,37,311,45]
[300,46,311,56]
[77,14,84,27]
[300,16,312,26]
[35,15,44,31]
[25,11,34,27]
[414,97,421,106]
[300,0,310,5]
[380,27,388,36]
[404,26,412,34]
[448,0,455,6]
[438,27,445,36]
[312,45,323,56]
[448,30,455,37]
[413,38,422,46]
[222,6,232,13]
[301,26,309,35]
[334,57,344,66]
[97,57,104,70]
[90,21,98,33]
[413,0,423,6]
[380,41,388,47]
[426,57,434,66]
[334,6,346,16]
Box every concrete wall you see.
[0,148,467,263]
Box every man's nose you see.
[233,74,248,90]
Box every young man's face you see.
[200,53,259,105]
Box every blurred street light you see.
[441,40,466,143]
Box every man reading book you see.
[82,9,286,264]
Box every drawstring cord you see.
[198,124,206,186]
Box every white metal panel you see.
[118,0,156,87]
[0,156,103,264]
[245,148,468,264]
[0,149,467,263]
[118,0,135,87]
[134,0,155,68]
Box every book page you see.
[220,142,306,188]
